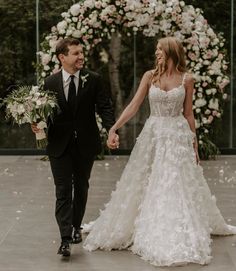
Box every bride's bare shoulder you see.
[142,70,154,82]
[144,69,154,77]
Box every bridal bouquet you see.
[2,85,57,149]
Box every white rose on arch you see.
[70,4,81,16]
[40,53,51,66]
[57,20,67,34]
[195,98,207,108]
[208,98,219,111]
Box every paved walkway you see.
[0,155,236,271]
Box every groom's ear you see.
[58,54,64,64]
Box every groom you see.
[32,38,116,256]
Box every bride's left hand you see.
[194,148,200,165]
[193,139,200,165]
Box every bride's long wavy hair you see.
[152,37,187,84]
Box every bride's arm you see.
[108,71,152,148]
[183,73,199,163]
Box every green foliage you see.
[0,0,74,99]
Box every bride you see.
[83,36,236,266]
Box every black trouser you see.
[49,138,94,241]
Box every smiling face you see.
[155,43,166,66]
[59,44,84,73]
[152,37,187,84]
[155,37,186,73]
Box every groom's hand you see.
[107,131,119,149]
[31,123,40,133]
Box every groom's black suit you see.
[44,68,114,240]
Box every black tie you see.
[68,75,76,114]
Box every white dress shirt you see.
[62,69,80,101]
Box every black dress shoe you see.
[57,240,71,257]
[73,228,82,244]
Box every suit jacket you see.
[44,68,115,158]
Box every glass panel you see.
[0,1,37,149]
[112,34,156,149]
[232,0,236,148]
[213,0,235,149]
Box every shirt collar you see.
[62,68,80,82]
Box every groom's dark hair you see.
[56,38,81,59]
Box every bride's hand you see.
[195,149,200,165]
[193,140,200,165]
[193,143,200,164]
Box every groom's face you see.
[59,44,84,72]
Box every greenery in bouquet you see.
[1,85,58,149]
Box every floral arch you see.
[39,0,229,159]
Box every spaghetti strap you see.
[181,72,187,86]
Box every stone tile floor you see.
[0,155,236,271]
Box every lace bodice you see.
[148,84,185,117]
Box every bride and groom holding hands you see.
[32,37,236,267]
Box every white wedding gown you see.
[83,75,236,266]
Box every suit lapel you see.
[76,69,89,110]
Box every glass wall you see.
[212,0,236,151]
[0,0,235,153]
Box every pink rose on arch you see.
[207,115,214,124]
[95,1,102,9]
[107,18,113,24]
[205,50,213,59]
[188,52,197,61]
[101,15,108,21]
[93,38,100,44]
[219,79,230,90]
[218,53,223,60]
[124,6,129,12]
[212,110,218,116]
[53,67,60,74]
[189,37,198,46]
[82,35,88,41]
